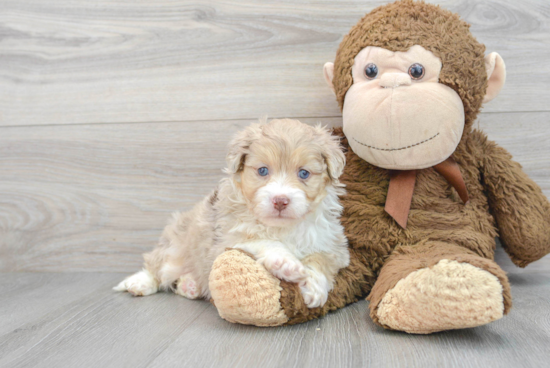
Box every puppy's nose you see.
[273,196,290,211]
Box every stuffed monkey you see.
[208,0,550,333]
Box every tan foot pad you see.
[209,249,289,327]
[376,259,504,334]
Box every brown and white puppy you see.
[114,118,349,308]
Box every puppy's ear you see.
[225,123,262,176]
[316,125,346,184]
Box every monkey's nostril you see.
[273,196,290,211]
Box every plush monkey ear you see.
[323,62,335,94]
[483,52,506,104]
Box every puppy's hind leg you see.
[113,269,159,297]
[174,273,201,299]
[114,192,215,298]
[113,239,168,297]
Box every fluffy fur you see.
[114,118,350,308]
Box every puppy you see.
[114,118,349,308]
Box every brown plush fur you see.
[481,139,550,267]
[209,0,550,331]
[276,0,550,327]
[278,121,550,326]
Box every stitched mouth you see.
[352,132,440,152]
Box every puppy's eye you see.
[298,169,310,180]
[409,63,425,80]
[258,167,269,176]
[364,63,378,79]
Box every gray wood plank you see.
[1,0,549,127]
[0,273,210,368]
[0,113,548,272]
[0,117,341,272]
[0,272,126,336]
[144,247,550,368]
[0,247,548,368]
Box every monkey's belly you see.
[340,164,497,278]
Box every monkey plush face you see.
[323,0,506,170]
[339,45,464,170]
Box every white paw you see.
[258,251,307,283]
[174,274,201,299]
[113,270,159,297]
[299,269,330,308]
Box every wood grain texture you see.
[0,272,121,335]
[0,113,547,273]
[0,273,210,368]
[0,114,548,272]
[1,0,550,126]
[0,247,549,368]
[0,117,342,272]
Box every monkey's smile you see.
[352,132,440,152]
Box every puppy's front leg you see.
[299,252,347,308]
[234,241,307,283]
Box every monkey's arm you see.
[480,136,550,267]
[209,248,369,326]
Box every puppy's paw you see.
[259,251,307,283]
[174,274,201,299]
[299,269,330,308]
[113,270,159,297]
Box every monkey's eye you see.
[364,63,378,79]
[409,63,425,80]
[258,167,269,176]
[298,169,310,180]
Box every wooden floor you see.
[1,0,550,367]
[0,246,549,368]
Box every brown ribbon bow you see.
[384,157,469,228]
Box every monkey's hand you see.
[481,137,550,267]
[208,248,366,326]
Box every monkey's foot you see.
[374,259,505,334]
